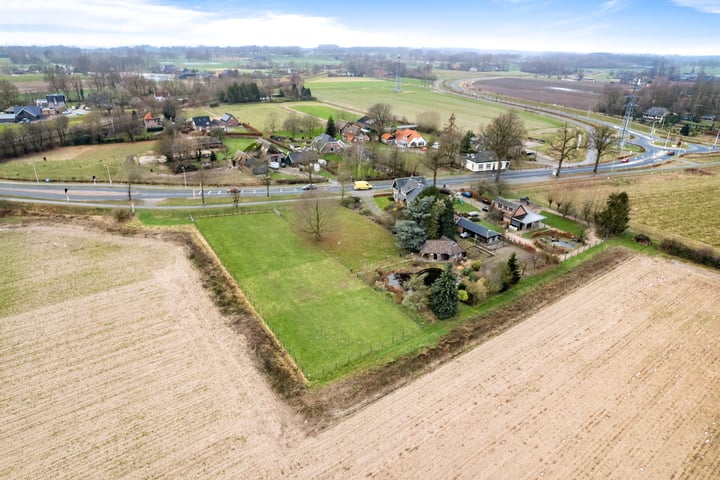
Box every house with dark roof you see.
[354,115,376,131]
[465,151,509,173]
[191,116,212,131]
[455,217,501,244]
[13,106,43,123]
[338,121,370,143]
[493,196,545,231]
[285,149,318,166]
[419,237,466,263]
[310,133,346,154]
[643,107,670,121]
[391,176,428,205]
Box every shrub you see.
[633,233,652,245]
[660,239,720,269]
[113,208,134,223]
[457,289,469,303]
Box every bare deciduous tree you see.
[422,148,451,187]
[367,103,394,140]
[228,187,241,211]
[548,122,582,177]
[590,124,617,174]
[293,191,337,240]
[479,110,526,182]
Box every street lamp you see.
[104,164,112,184]
[29,163,39,184]
[181,166,187,187]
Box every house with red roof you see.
[143,111,161,130]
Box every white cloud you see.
[670,0,720,14]
[602,0,625,13]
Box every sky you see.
[2,0,720,56]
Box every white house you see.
[465,151,509,172]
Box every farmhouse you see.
[311,133,346,153]
[337,120,370,143]
[13,106,43,123]
[391,176,428,206]
[220,113,239,128]
[393,128,426,148]
[493,196,545,231]
[455,216,501,244]
[465,151,509,172]
[419,237,466,263]
[643,107,670,121]
[191,116,212,131]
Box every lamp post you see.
[104,165,112,184]
[29,163,39,184]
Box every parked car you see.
[460,231,471,239]
[461,191,473,198]
[302,184,317,190]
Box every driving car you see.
[302,184,317,190]
[353,181,373,190]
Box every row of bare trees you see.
[0,111,146,161]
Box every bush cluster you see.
[660,239,720,269]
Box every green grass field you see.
[0,142,160,183]
[540,211,584,236]
[306,76,562,134]
[195,210,421,382]
[290,104,359,122]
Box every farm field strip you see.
[0,226,300,479]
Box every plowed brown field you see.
[2,226,719,479]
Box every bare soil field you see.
[2,226,719,479]
[469,77,608,110]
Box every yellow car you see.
[353,180,373,190]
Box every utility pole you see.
[618,79,640,159]
[29,163,39,184]
[394,55,402,93]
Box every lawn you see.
[0,141,161,183]
[290,104,360,122]
[195,210,420,382]
[540,210,584,236]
